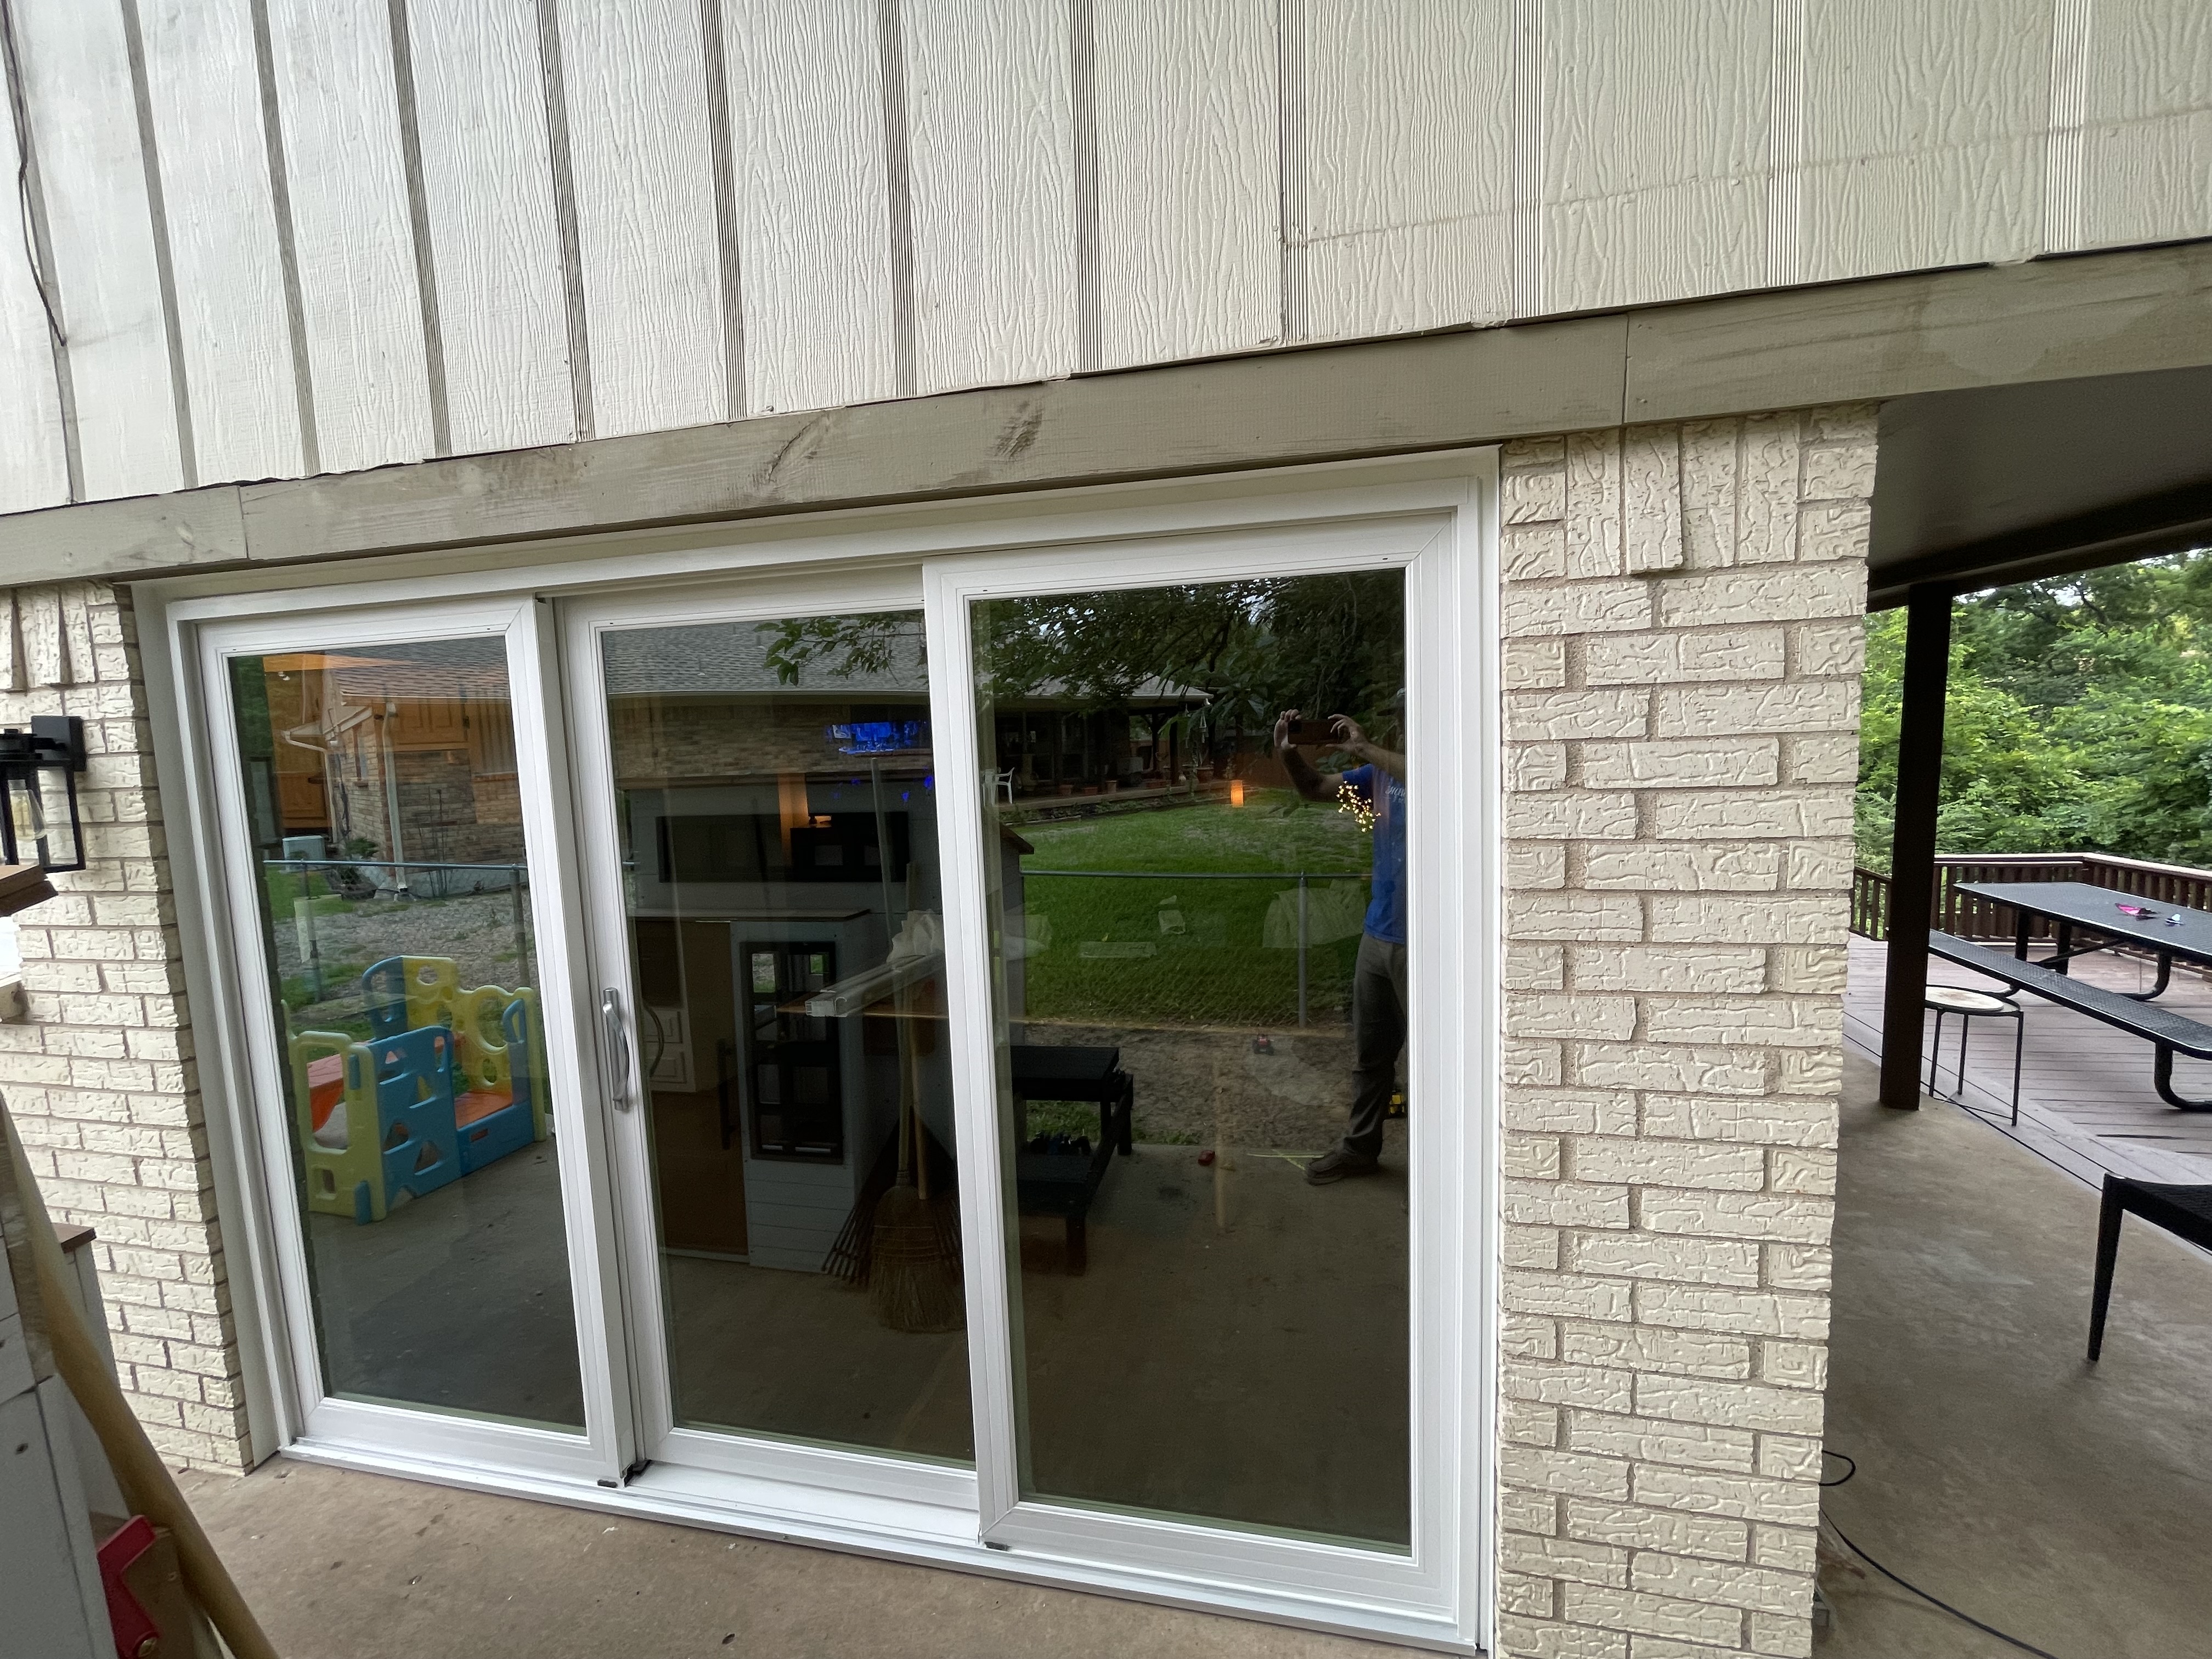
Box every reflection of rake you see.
[820,1116,960,1286]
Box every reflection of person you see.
[1273,702,1406,1184]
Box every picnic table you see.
[1955,879,2212,1002]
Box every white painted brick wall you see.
[1494,408,1869,1659]
[0,582,249,1473]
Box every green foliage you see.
[1857,550,2212,871]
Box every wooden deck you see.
[1844,934,2212,1187]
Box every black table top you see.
[1009,1043,1123,1098]
[1956,879,2212,963]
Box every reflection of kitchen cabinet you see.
[723,913,900,1273]
[738,943,842,1159]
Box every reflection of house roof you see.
[603,622,927,697]
[601,622,1205,708]
[330,664,510,704]
[302,637,512,707]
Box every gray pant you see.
[1344,931,1407,1158]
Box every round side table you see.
[1924,984,2025,1124]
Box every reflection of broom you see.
[869,981,963,1332]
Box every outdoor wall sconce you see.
[0,716,88,873]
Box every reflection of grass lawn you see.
[1018,791,1374,1029]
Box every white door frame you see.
[140,449,1500,1651]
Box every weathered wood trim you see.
[1,238,2208,584]
[1627,240,2212,421]
[0,486,248,580]
[231,311,1624,565]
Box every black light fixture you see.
[0,716,88,873]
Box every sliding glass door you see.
[927,521,1464,1616]
[182,464,1484,1638]
[196,597,622,1481]
[566,575,979,1509]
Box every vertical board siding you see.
[138,0,301,483]
[721,0,896,415]
[558,0,727,440]
[1542,0,1772,314]
[408,0,575,455]
[2078,0,2212,251]
[903,0,1077,396]
[12,1,2212,503]
[0,59,67,513]
[11,0,182,500]
[1795,0,2054,284]
[266,0,435,475]
[1091,0,1280,370]
[1298,0,1514,342]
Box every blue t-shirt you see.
[1345,763,1406,944]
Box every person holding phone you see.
[1273,699,1406,1184]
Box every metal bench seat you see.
[1927,931,2212,1110]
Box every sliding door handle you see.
[602,987,634,1111]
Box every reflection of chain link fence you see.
[1018,870,1372,1030]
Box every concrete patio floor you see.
[1820,1050,2212,1657]
[170,1047,2212,1657]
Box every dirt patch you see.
[1021,1019,1380,1155]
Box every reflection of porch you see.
[1844,934,2212,1184]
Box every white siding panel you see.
[561,0,726,439]
[0,52,66,514]
[723,0,895,415]
[1091,0,1279,369]
[2078,0,2212,252]
[138,0,301,483]
[12,0,181,499]
[1796,0,2053,284]
[1300,0,1513,341]
[267,0,435,475]
[904,0,1076,395]
[1542,0,1771,314]
[409,0,575,454]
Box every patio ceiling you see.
[1868,362,2212,608]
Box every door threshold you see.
[276,1440,1478,1654]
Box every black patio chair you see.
[2088,1175,2212,1360]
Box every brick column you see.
[0,582,250,1472]
[1494,411,1871,1658]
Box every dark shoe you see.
[1305,1147,1380,1185]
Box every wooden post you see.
[1879,584,1954,1110]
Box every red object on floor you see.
[95,1514,160,1659]
[1198,1149,1216,1166]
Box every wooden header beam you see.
[2,239,2208,584]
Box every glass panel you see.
[602,611,971,1460]
[972,573,1410,1546]
[229,639,583,1429]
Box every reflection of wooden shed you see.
[253,648,521,865]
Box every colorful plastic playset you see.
[288,955,550,1224]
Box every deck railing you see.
[1849,852,2212,940]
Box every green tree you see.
[1857,550,2212,871]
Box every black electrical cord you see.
[1819,1450,2063,1659]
